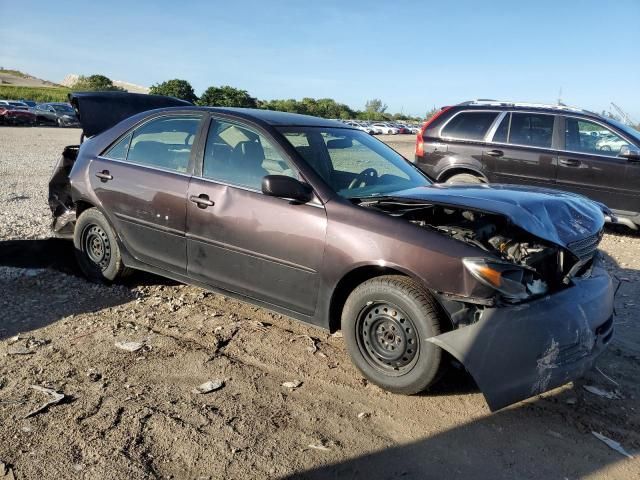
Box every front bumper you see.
[59,117,81,127]
[428,264,614,411]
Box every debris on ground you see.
[583,385,621,400]
[291,334,318,353]
[114,340,145,352]
[24,385,65,419]
[6,345,34,356]
[192,379,225,394]
[595,366,620,386]
[357,412,370,419]
[0,461,16,480]
[307,443,331,452]
[591,431,634,459]
[282,380,303,390]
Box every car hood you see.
[386,183,607,247]
[69,92,192,137]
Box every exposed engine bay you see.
[359,198,601,305]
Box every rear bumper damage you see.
[429,263,614,411]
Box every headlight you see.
[463,258,547,301]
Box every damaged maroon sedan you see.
[49,92,614,411]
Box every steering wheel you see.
[348,168,378,189]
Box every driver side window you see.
[565,118,630,157]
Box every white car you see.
[371,123,399,135]
[345,121,374,135]
[596,135,629,153]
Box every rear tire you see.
[74,208,130,283]
[342,275,444,394]
[444,173,484,184]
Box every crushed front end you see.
[360,194,614,411]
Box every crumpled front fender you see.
[428,265,614,411]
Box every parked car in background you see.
[20,100,38,109]
[345,121,374,135]
[0,100,31,110]
[35,102,81,127]
[49,92,614,412]
[414,100,640,229]
[371,122,399,135]
[0,102,37,126]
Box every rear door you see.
[557,116,639,213]
[483,111,558,187]
[90,113,204,273]
[186,116,327,316]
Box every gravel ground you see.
[0,127,639,479]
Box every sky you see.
[1,0,638,119]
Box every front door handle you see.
[559,158,581,167]
[95,170,113,182]
[486,149,504,157]
[189,194,215,208]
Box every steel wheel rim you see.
[82,224,111,271]
[355,302,419,376]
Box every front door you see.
[186,117,327,316]
[90,113,203,273]
[557,116,639,213]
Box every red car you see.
[0,103,37,126]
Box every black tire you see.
[444,173,484,185]
[74,208,130,283]
[342,275,444,394]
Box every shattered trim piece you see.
[591,431,634,459]
[24,385,65,419]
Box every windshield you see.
[53,104,74,113]
[607,118,640,144]
[279,127,430,198]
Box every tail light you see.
[415,106,452,157]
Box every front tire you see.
[74,208,129,283]
[342,275,444,394]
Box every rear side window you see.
[509,113,554,148]
[126,115,202,173]
[441,111,499,140]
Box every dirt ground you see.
[0,128,638,479]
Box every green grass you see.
[0,85,71,103]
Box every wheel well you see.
[75,200,95,218]
[328,266,408,332]
[438,168,487,183]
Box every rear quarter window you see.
[440,111,499,141]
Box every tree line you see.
[70,75,425,122]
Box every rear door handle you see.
[486,149,504,157]
[559,158,581,167]
[189,194,215,208]
[95,170,113,181]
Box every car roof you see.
[455,99,603,120]
[174,106,350,128]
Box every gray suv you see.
[414,100,640,229]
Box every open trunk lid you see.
[69,91,192,138]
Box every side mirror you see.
[262,175,314,203]
[618,145,640,160]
